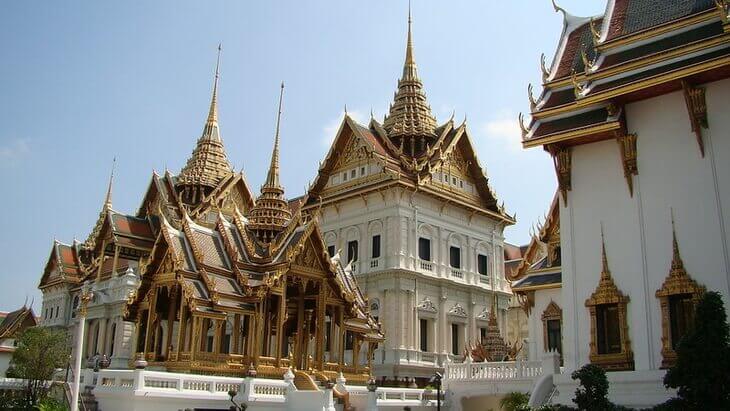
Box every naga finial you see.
[589,17,601,43]
[540,53,550,82]
[528,83,537,110]
[518,113,529,138]
[551,0,566,16]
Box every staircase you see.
[80,386,99,411]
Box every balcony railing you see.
[419,260,433,272]
[450,268,463,279]
[370,259,379,268]
[479,274,489,284]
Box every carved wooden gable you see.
[333,134,372,171]
[293,238,326,274]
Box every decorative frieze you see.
[548,146,572,204]
[681,80,708,157]
[448,303,467,318]
[616,133,638,196]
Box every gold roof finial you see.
[264,82,285,190]
[382,0,437,144]
[249,82,292,242]
[178,44,233,191]
[104,157,116,210]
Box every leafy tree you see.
[7,327,70,407]
[571,364,611,411]
[663,291,730,409]
[500,391,530,411]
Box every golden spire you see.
[85,158,116,248]
[263,82,284,190]
[382,1,437,147]
[178,44,233,200]
[670,210,685,274]
[600,224,610,278]
[248,82,292,243]
[104,157,115,210]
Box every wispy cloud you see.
[0,138,30,166]
[321,109,367,148]
[480,111,523,152]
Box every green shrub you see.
[500,391,530,411]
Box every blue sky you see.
[0,1,605,310]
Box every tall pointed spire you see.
[670,210,685,273]
[600,224,610,278]
[383,1,437,151]
[104,157,116,210]
[248,83,292,243]
[178,44,233,204]
[263,82,284,190]
[85,158,117,248]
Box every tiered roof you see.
[178,46,234,202]
[522,0,729,149]
[303,10,514,224]
[0,306,36,341]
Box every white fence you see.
[444,358,543,381]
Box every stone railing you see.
[450,268,463,279]
[419,259,433,272]
[347,385,438,408]
[445,358,543,381]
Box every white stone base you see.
[552,369,677,409]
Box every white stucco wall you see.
[559,78,730,376]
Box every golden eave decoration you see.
[681,80,708,157]
[616,132,638,197]
[547,145,572,204]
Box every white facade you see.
[40,266,140,369]
[554,78,730,404]
[318,185,512,379]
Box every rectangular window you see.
[669,294,695,350]
[345,331,353,350]
[371,235,381,259]
[451,323,460,355]
[477,254,488,276]
[450,246,461,269]
[547,319,562,354]
[351,169,356,178]
[596,304,621,354]
[480,327,487,343]
[327,245,336,258]
[343,172,348,182]
[452,177,457,185]
[325,320,331,351]
[420,319,428,352]
[361,166,366,176]
[347,240,358,263]
[418,238,431,261]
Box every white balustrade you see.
[420,260,433,272]
[451,268,463,279]
[444,359,544,382]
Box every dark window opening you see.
[480,327,487,343]
[450,246,461,269]
[345,331,354,350]
[478,254,488,276]
[347,240,358,263]
[327,245,336,258]
[418,238,431,261]
[451,323,459,355]
[371,235,381,259]
[420,319,428,352]
[669,294,695,350]
[547,319,562,354]
[596,304,621,354]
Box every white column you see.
[71,315,86,411]
[97,318,108,356]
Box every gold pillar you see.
[338,308,345,369]
[233,314,241,355]
[315,283,326,369]
[164,286,177,358]
[176,297,187,356]
[276,292,286,366]
[144,287,157,356]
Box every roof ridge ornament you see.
[551,0,566,17]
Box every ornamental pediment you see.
[476,307,490,321]
[448,303,467,317]
[417,297,437,313]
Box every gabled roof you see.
[0,306,37,339]
[305,115,513,223]
[524,1,729,149]
[39,240,84,289]
[510,193,560,283]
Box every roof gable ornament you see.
[85,158,116,249]
[540,53,551,82]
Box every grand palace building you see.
[36,9,516,390]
